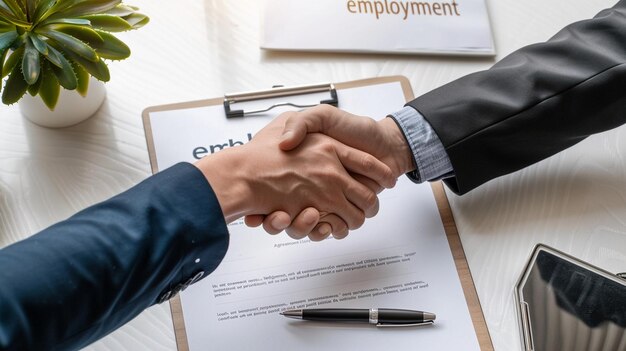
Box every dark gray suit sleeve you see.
[0,163,230,350]
[407,1,626,194]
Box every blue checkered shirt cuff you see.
[389,106,454,183]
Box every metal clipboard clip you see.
[223,83,338,118]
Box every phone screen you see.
[517,247,626,351]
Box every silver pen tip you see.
[423,312,436,321]
[280,310,303,319]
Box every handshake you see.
[195,104,415,241]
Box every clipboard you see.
[142,76,493,351]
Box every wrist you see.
[378,117,416,178]
[194,147,252,223]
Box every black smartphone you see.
[515,244,626,351]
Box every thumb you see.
[278,117,311,151]
[279,105,337,150]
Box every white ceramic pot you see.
[19,77,106,128]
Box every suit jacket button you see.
[158,290,172,304]
[183,271,205,290]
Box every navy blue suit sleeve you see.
[0,162,230,350]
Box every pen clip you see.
[376,320,434,328]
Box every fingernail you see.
[318,223,331,236]
[303,209,317,225]
[271,215,289,230]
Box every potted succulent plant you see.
[0,0,148,127]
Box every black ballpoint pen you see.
[280,308,436,327]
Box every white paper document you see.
[146,81,480,350]
[261,0,495,56]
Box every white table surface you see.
[0,1,623,350]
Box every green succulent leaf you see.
[42,23,104,46]
[0,30,18,51]
[27,67,43,96]
[91,30,128,60]
[22,36,41,84]
[0,1,147,106]
[40,39,68,68]
[65,49,109,82]
[79,14,131,32]
[44,0,83,18]
[103,4,134,17]
[1,0,26,20]
[0,17,14,29]
[38,28,99,62]
[25,0,37,21]
[0,5,30,27]
[0,48,6,93]
[33,0,57,24]
[2,59,28,104]
[50,53,77,90]
[10,33,24,48]
[13,0,27,16]
[40,18,92,26]
[36,0,87,26]
[28,32,48,55]
[2,45,22,77]
[73,61,89,96]
[55,0,122,18]
[39,63,61,109]
[122,12,149,29]
[0,1,11,13]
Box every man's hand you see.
[195,112,396,239]
[248,105,415,239]
[280,105,415,177]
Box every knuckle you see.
[282,111,298,119]
[364,117,378,129]
[278,111,298,125]
[315,104,335,114]
[366,200,380,218]
[361,154,376,173]
[364,191,378,210]
[318,140,335,153]
[321,165,341,181]
[383,167,395,187]
[349,214,366,230]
